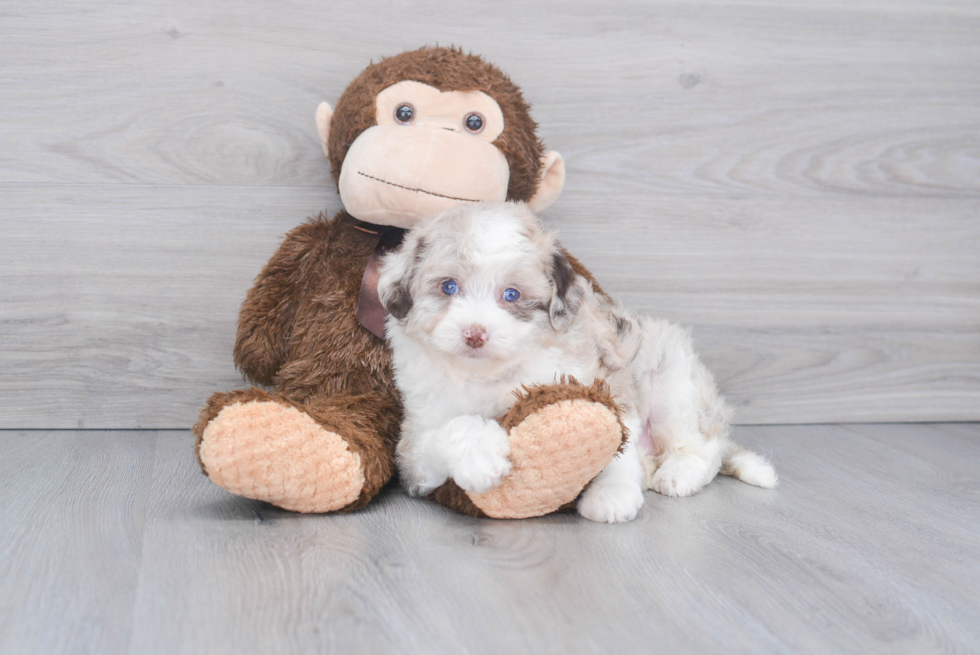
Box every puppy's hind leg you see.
[647,436,725,498]
[636,318,777,494]
[634,319,727,497]
[577,414,645,524]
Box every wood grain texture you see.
[0,184,338,429]
[0,431,155,654]
[1,0,979,427]
[1,425,978,653]
[1,1,978,196]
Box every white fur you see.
[380,202,777,524]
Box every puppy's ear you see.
[382,281,413,321]
[549,247,584,330]
[378,235,422,321]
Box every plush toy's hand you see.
[428,379,625,519]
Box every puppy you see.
[378,202,777,523]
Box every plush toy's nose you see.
[463,325,488,349]
[337,125,510,229]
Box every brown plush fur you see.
[194,46,624,515]
[426,481,488,519]
[192,213,403,511]
[500,378,625,440]
[329,46,545,205]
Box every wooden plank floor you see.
[2,424,977,654]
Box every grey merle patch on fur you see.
[385,283,414,319]
[503,298,548,322]
[551,249,575,300]
[412,237,428,267]
[549,248,583,330]
[615,314,632,337]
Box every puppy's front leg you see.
[577,414,645,523]
[398,416,512,496]
[441,415,513,494]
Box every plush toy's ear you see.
[528,151,565,213]
[549,246,584,330]
[377,235,421,321]
[315,102,333,157]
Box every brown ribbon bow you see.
[356,226,406,339]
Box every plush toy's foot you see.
[195,390,370,513]
[429,380,625,519]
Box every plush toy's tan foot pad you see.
[198,401,364,513]
[467,399,622,519]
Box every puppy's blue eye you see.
[442,280,459,295]
[502,288,520,302]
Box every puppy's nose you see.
[463,325,488,349]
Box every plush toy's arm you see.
[233,220,325,385]
[428,378,626,519]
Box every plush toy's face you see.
[338,81,510,225]
[315,47,565,229]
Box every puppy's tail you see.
[720,442,778,489]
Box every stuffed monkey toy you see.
[193,46,625,518]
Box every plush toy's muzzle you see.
[338,125,510,228]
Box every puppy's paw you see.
[454,456,512,494]
[410,471,453,498]
[650,454,711,497]
[577,482,644,524]
[446,416,513,494]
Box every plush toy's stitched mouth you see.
[358,172,480,203]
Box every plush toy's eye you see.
[442,280,459,295]
[464,112,485,134]
[502,288,520,302]
[394,103,415,124]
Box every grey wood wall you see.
[1,0,978,428]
